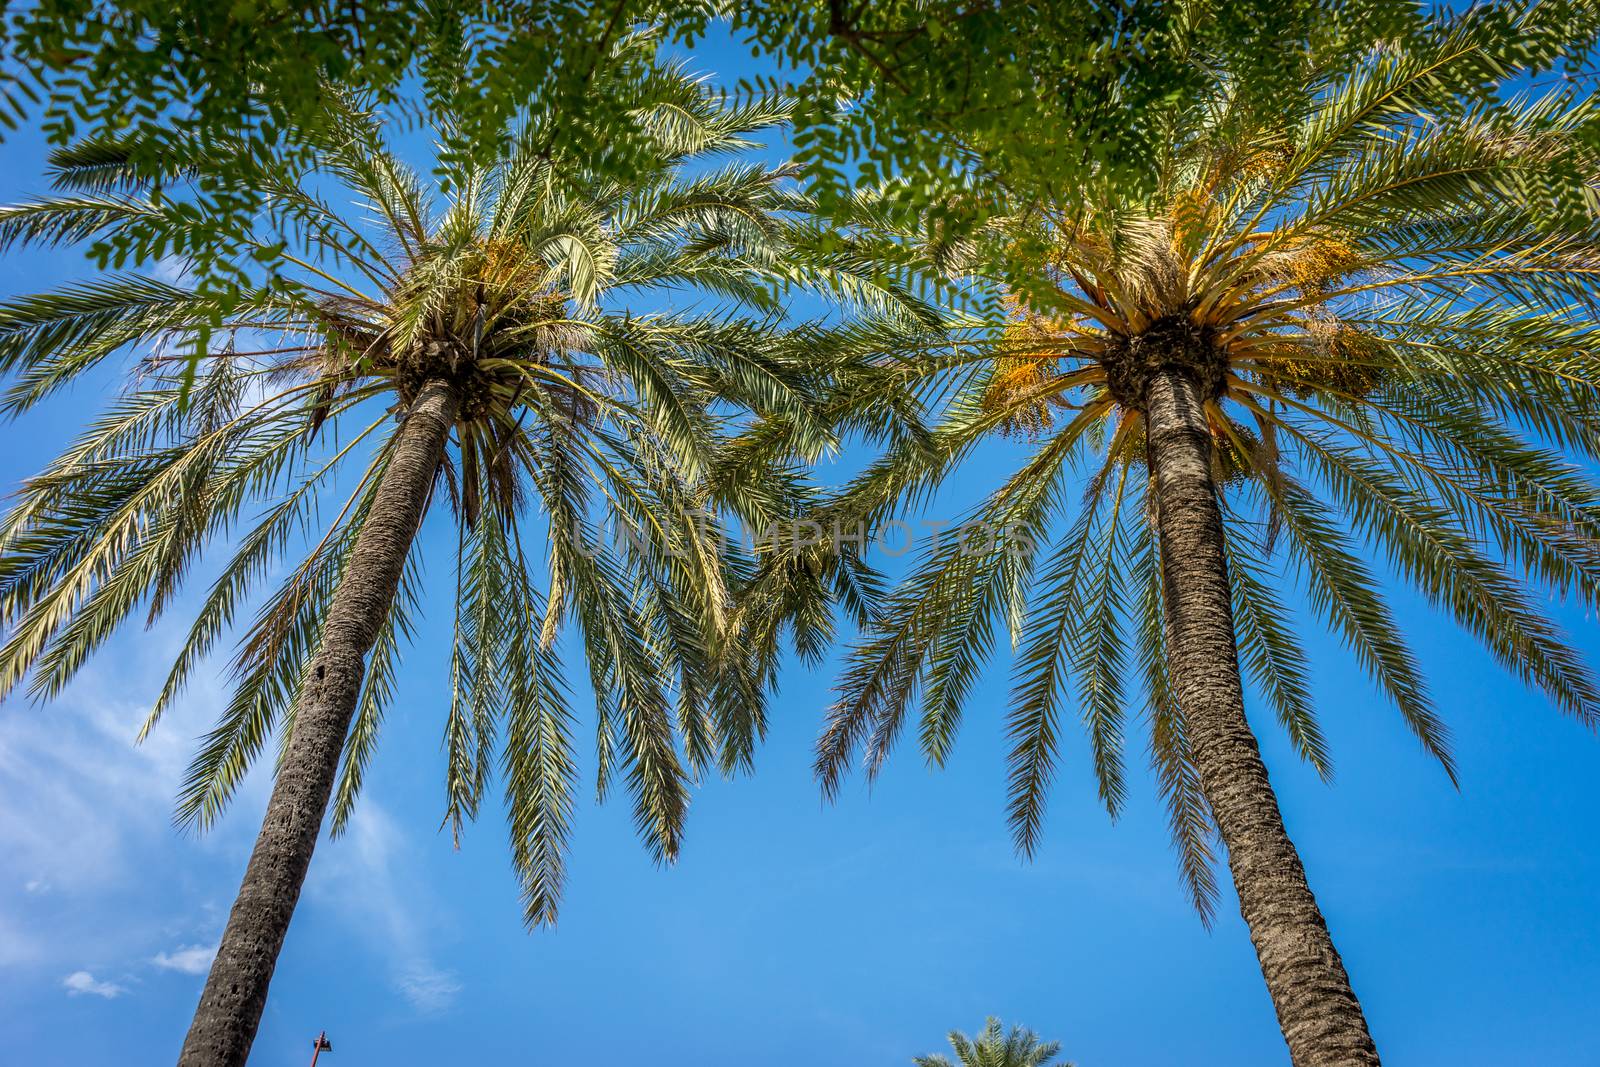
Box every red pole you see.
[309,1031,332,1067]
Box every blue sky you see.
[2,27,1600,1067]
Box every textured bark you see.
[1144,369,1380,1066]
[178,381,457,1067]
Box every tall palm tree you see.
[812,8,1600,1064]
[0,50,923,1066]
[914,1018,1070,1067]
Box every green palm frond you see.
[914,1017,1071,1067]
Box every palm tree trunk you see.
[1144,368,1380,1066]
[177,380,458,1067]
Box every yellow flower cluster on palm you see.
[981,192,1405,474]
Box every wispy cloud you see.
[0,614,453,1021]
[397,967,462,1012]
[0,634,262,980]
[314,803,461,1014]
[0,910,45,968]
[62,971,125,999]
[0,652,217,892]
[150,256,192,286]
[152,944,216,976]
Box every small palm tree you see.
[914,1018,1069,1067]
[816,9,1600,1064]
[0,50,916,1066]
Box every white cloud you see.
[0,631,264,979]
[397,967,462,1013]
[313,803,461,1013]
[62,971,125,999]
[152,944,216,976]
[0,658,218,891]
[151,256,192,285]
[0,910,45,967]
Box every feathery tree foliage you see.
[913,1018,1070,1067]
[0,1,688,294]
[734,0,1433,216]
[4,0,1528,293]
[812,4,1600,1062]
[0,45,936,1065]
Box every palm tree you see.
[0,48,922,1066]
[813,8,1600,1064]
[914,1018,1070,1067]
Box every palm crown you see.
[913,1018,1069,1067]
[817,8,1600,918]
[0,55,896,925]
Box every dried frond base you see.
[1100,315,1224,409]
